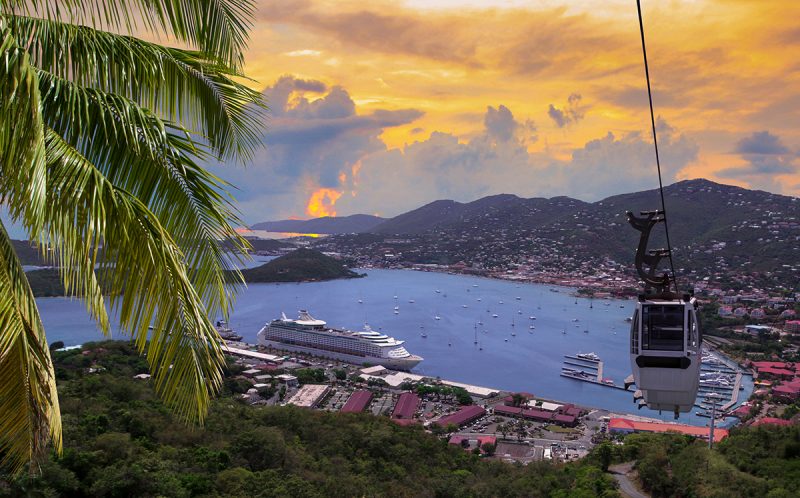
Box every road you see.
[609,463,649,498]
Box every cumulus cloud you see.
[205,75,423,221]
[734,131,790,156]
[484,105,517,142]
[547,94,586,128]
[717,131,797,192]
[335,108,697,217]
[209,76,698,223]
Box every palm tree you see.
[0,0,264,473]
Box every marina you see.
[34,267,753,427]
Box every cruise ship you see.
[257,310,423,371]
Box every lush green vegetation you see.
[25,268,66,297]
[1,341,621,497]
[602,428,800,497]
[241,248,363,283]
[3,341,799,497]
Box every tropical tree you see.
[0,0,264,473]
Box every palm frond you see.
[0,220,61,475]
[4,14,265,161]
[3,0,255,68]
[37,69,248,319]
[44,128,226,423]
[0,24,46,234]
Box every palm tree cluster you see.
[0,0,264,473]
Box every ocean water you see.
[37,267,750,427]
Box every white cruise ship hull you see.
[259,339,423,371]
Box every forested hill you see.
[241,248,362,283]
[3,341,798,497]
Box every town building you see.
[608,417,728,443]
[340,390,373,413]
[435,405,486,428]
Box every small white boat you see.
[529,325,535,330]
[529,316,536,320]
[434,315,441,320]
[435,289,441,293]
[462,304,468,308]
[516,297,521,300]
[492,314,499,318]
[394,306,399,311]
[408,299,415,303]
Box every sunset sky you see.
[210,0,799,222]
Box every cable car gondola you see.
[620,1,702,419]
[625,210,701,418]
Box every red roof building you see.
[392,392,420,419]
[752,417,793,427]
[435,405,486,428]
[730,405,752,418]
[340,390,373,413]
[552,413,578,427]
[608,417,728,443]
[759,367,796,380]
[494,404,522,416]
[772,384,800,402]
[521,408,554,423]
[753,361,790,370]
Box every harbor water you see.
[37,265,752,427]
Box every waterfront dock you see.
[720,373,743,411]
[561,354,623,389]
[559,371,628,390]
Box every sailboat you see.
[420,325,427,338]
[473,323,478,345]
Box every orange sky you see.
[217,0,800,221]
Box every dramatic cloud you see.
[717,131,797,192]
[223,1,800,220]
[734,131,790,156]
[484,105,517,142]
[206,76,423,221]
[547,94,586,128]
[335,108,697,216]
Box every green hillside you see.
[242,248,362,283]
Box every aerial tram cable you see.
[636,0,678,294]
[624,1,702,419]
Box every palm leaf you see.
[0,24,46,234]
[37,69,248,319]
[0,221,61,475]
[2,0,255,68]
[5,14,265,161]
[44,128,226,423]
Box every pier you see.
[559,371,628,390]
[561,355,621,389]
[720,373,743,411]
